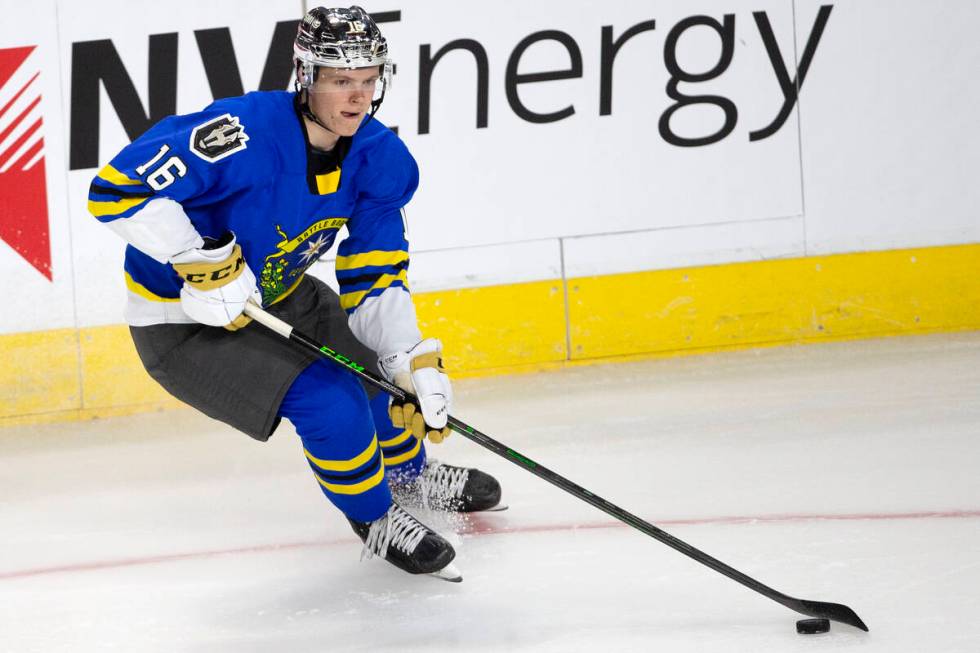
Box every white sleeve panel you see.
[348,287,423,357]
[104,197,204,264]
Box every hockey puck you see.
[796,618,831,634]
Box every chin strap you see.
[298,88,338,135]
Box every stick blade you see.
[795,599,869,632]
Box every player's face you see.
[307,67,382,137]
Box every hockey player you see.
[87,6,501,581]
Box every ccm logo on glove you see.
[170,232,260,331]
[173,246,247,289]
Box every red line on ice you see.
[2,509,977,582]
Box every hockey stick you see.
[243,302,869,632]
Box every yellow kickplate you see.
[0,328,81,418]
[567,244,980,359]
[78,325,173,409]
[2,244,978,427]
[414,279,568,371]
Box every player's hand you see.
[379,338,453,443]
[170,232,260,331]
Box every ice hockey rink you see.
[2,332,978,653]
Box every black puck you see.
[796,618,831,634]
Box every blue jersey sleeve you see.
[335,134,420,314]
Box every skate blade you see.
[429,562,462,583]
[482,503,508,512]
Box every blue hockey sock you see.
[369,391,427,482]
[280,361,391,523]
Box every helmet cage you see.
[295,59,392,117]
[295,59,392,93]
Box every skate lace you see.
[361,505,428,561]
[421,460,469,505]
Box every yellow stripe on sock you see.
[382,437,422,467]
[313,463,386,495]
[378,428,412,448]
[304,436,379,472]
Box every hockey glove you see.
[170,232,259,331]
[379,338,453,443]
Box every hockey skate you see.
[393,460,505,513]
[349,501,462,582]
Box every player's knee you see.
[282,362,373,442]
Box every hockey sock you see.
[280,362,391,523]
[369,392,427,482]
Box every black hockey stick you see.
[243,302,869,632]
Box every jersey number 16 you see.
[136,144,187,191]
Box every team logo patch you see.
[259,218,348,304]
[189,113,248,162]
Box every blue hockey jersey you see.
[88,91,418,337]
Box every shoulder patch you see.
[189,113,249,162]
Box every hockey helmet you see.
[294,6,391,89]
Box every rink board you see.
[3,2,980,424]
[2,242,978,426]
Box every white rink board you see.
[0,0,75,332]
[562,215,804,278]
[795,0,980,253]
[392,0,804,249]
[0,0,977,333]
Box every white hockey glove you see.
[170,232,259,331]
[379,338,453,443]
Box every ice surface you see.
[2,332,979,652]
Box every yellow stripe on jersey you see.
[378,428,412,448]
[97,164,143,186]
[339,269,408,311]
[315,168,341,195]
[304,436,379,472]
[313,463,386,495]
[88,195,151,218]
[382,438,422,467]
[335,250,409,272]
[124,272,180,303]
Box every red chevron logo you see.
[0,45,50,280]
